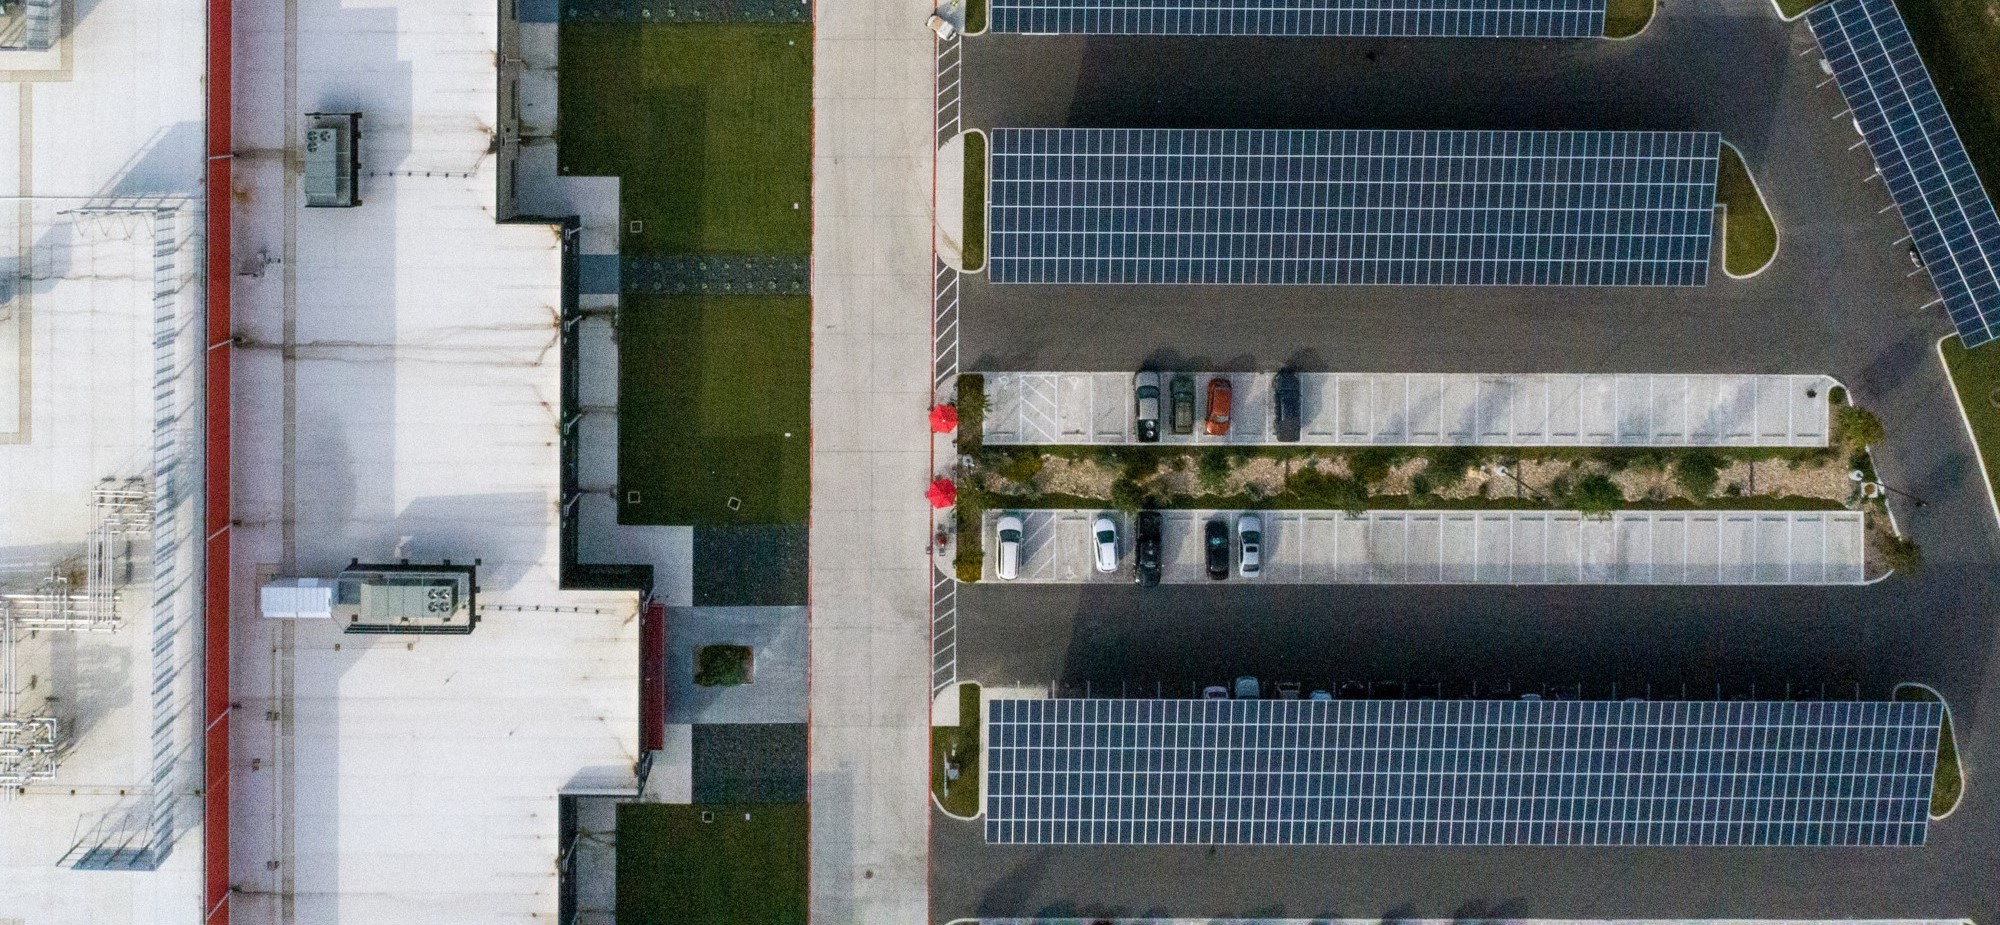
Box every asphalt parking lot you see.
[936,0,2000,919]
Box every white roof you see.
[0,0,209,918]
[226,0,640,921]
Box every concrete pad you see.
[668,607,807,725]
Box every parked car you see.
[1372,679,1405,700]
[1308,689,1334,701]
[1277,681,1301,700]
[1233,676,1261,699]
[1204,518,1229,579]
[1409,679,1443,700]
[1203,377,1233,436]
[1091,514,1118,573]
[1134,511,1162,587]
[995,513,1023,580]
[1236,514,1262,578]
[1134,372,1161,443]
[1202,685,1230,700]
[1272,370,1302,442]
[926,13,957,39]
[1169,374,1196,435]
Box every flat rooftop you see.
[0,0,208,917]
[226,0,641,921]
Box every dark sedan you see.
[1134,511,1162,587]
[1273,370,1302,442]
[1204,518,1229,580]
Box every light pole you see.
[1484,463,1550,503]
[1850,469,1926,508]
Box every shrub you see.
[1286,467,1369,515]
[1197,448,1232,492]
[1878,532,1923,576]
[694,645,753,687]
[994,451,1044,485]
[953,375,987,457]
[1110,477,1145,513]
[1674,450,1724,498]
[1349,448,1400,485]
[1834,403,1885,449]
[1409,472,1435,500]
[1427,446,1481,488]
[1566,473,1623,514]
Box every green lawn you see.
[616,802,807,925]
[619,295,810,525]
[1775,0,1823,17]
[931,683,983,817]
[964,132,987,272]
[967,0,988,32]
[1603,0,1654,37]
[1718,144,1778,277]
[559,24,812,257]
[1899,0,2000,197]
[1940,336,2000,507]
[1894,685,1964,817]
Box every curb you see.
[1937,334,2000,533]
[1717,140,1781,280]
[1895,681,1965,821]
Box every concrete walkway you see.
[809,1,936,922]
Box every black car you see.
[1134,511,1162,587]
[1336,680,1368,700]
[1272,370,1302,442]
[1204,518,1229,579]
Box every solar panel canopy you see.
[1810,0,2000,348]
[989,0,1606,37]
[987,128,1720,287]
[984,698,1940,846]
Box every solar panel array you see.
[989,0,1605,37]
[987,128,1720,286]
[1810,0,2000,348]
[985,698,1940,846]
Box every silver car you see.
[1236,514,1262,578]
[995,513,1023,580]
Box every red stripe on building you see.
[203,0,233,916]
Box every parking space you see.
[982,372,1833,447]
[982,508,1864,585]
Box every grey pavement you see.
[982,508,1867,585]
[982,372,1837,447]
[811,0,937,922]
[935,0,2000,918]
[667,606,807,724]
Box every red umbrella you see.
[926,477,957,509]
[930,404,960,433]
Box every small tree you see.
[1878,532,1923,576]
[1567,473,1623,514]
[1110,477,1144,513]
[695,645,754,687]
[1674,450,1724,498]
[953,374,988,457]
[1835,404,1886,449]
[1196,448,1232,492]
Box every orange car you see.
[1204,378,1232,436]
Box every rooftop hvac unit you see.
[304,112,362,208]
[260,578,335,619]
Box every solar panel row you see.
[1809,0,2000,348]
[987,129,1719,286]
[984,698,1940,846]
[990,0,1605,37]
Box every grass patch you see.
[931,683,982,817]
[619,295,810,525]
[1898,0,2000,199]
[1940,336,2000,506]
[1718,144,1778,277]
[1894,685,1964,817]
[558,24,812,257]
[963,132,987,272]
[1603,0,1654,37]
[1775,0,1824,17]
[966,0,988,32]
[616,802,806,925]
[954,373,986,457]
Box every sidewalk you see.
[809,1,937,922]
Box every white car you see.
[995,513,1023,580]
[1091,515,1118,573]
[1236,513,1262,578]
[926,13,957,39]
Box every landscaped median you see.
[1604,0,1655,38]
[1717,142,1779,277]
[1895,683,1964,818]
[948,373,1915,581]
[1940,335,2000,514]
[931,683,981,819]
